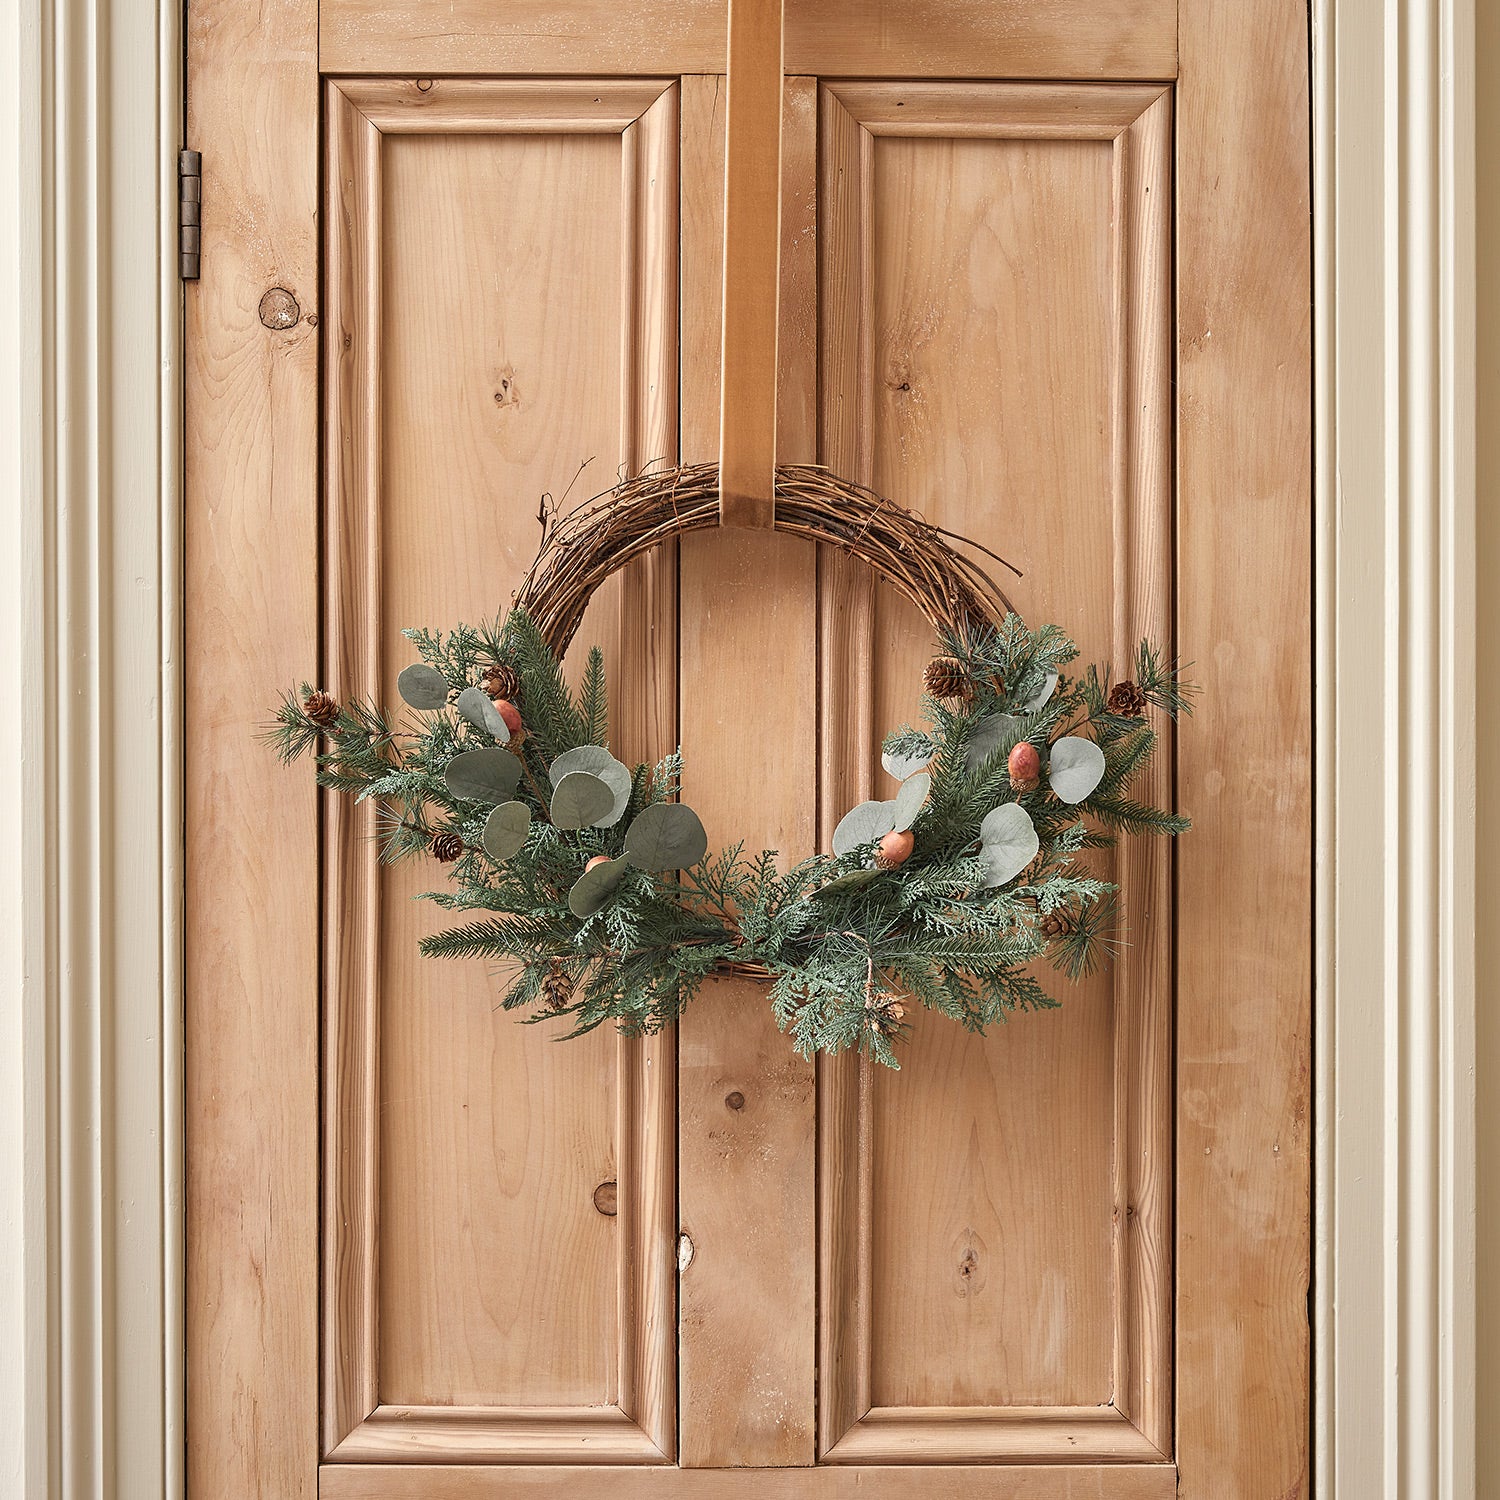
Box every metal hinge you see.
[178,149,201,281]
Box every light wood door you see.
[185,2,1311,1497]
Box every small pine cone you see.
[430,830,465,863]
[923,655,974,703]
[1042,907,1082,939]
[864,995,906,1034]
[1106,679,1149,717]
[303,689,340,729]
[541,959,573,1013]
[482,662,521,702]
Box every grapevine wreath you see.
[270,464,1191,1067]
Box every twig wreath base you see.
[270,467,1191,1066]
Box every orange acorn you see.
[876,829,915,871]
[1007,741,1041,791]
[492,698,524,742]
[585,855,611,873]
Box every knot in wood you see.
[258,286,300,330]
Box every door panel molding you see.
[816,80,1174,1464]
[321,75,679,1464]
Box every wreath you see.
[270,467,1189,1066]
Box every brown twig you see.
[513,462,1019,659]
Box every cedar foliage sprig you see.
[266,608,1192,1067]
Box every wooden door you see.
[186,2,1310,1497]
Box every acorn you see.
[1007,741,1041,791]
[492,698,525,744]
[875,829,915,871]
[585,855,612,873]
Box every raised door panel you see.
[818,83,1173,1464]
[322,78,678,1464]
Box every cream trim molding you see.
[0,0,1480,1495]
[1313,0,1478,1495]
[0,0,184,1490]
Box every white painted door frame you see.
[0,0,1477,1494]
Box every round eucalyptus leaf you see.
[813,868,883,898]
[976,802,1040,888]
[551,771,616,831]
[831,799,898,857]
[1024,670,1060,712]
[568,856,631,919]
[965,714,1026,772]
[882,746,933,781]
[1048,735,1107,804]
[445,746,522,805]
[892,771,931,833]
[455,686,510,741]
[549,744,631,827]
[481,800,531,861]
[624,802,709,872]
[397,663,449,711]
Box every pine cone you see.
[923,655,974,703]
[541,959,573,1013]
[864,994,906,1034]
[430,830,465,863]
[303,689,340,729]
[1042,907,1082,939]
[1107,680,1149,717]
[482,662,521,702]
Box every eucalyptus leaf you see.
[568,856,630,918]
[831,799,898,857]
[455,685,510,741]
[481,800,531,861]
[444,746,522,805]
[397,663,449,711]
[976,802,1039,888]
[892,771,931,833]
[813,868,883,898]
[551,771,616,831]
[1048,736,1107,804]
[965,714,1026,772]
[624,802,709,872]
[549,744,632,827]
[882,746,932,781]
[1024,670,1059,712]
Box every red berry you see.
[1008,741,1041,789]
[876,829,915,870]
[492,698,524,738]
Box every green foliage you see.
[267,609,1193,1067]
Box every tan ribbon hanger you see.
[717,0,784,530]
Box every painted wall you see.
[1478,4,1498,1491]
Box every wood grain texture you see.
[327,1405,667,1463]
[677,72,818,1468]
[821,1407,1165,1465]
[320,1462,1179,1498]
[717,0,783,528]
[1174,0,1313,1492]
[321,78,678,1460]
[184,0,320,1492]
[815,82,1174,1461]
[320,0,1178,80]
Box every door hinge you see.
[178,149,201,281]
